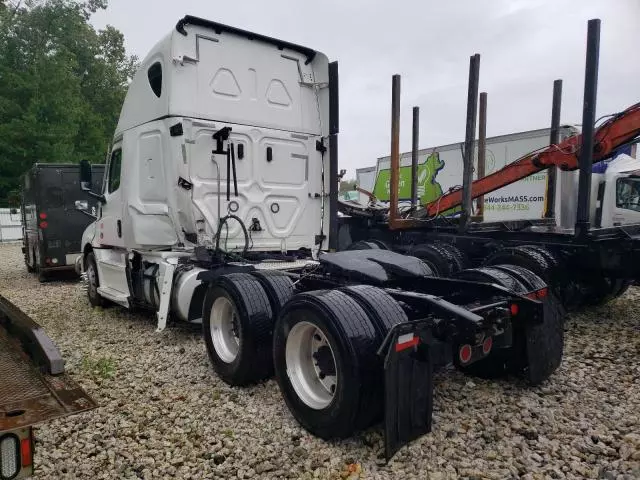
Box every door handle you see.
[117,220,122,238]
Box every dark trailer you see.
[21,163,105,281]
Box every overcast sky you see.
[91,0,639,178]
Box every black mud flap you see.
[524,293,565,385]
[378,321,434,462]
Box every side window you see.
[616,178,640,212]
[148,62,162,98]
[108,149,122,194]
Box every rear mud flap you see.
[379,321,434,462]
[524,293,565,385]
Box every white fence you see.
[0,208,22,243]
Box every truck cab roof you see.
[115,16,329,137]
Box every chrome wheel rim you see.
[285,321,337,410]
[210,296,240,363]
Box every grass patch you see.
[82,356,116,380]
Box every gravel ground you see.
[0,242,639,480]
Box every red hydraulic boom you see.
[424,102,640,217]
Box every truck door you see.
[99,145,125,248]
[611,176,640,225]
[93,143,130,302]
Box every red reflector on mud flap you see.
[459,344,473,364]
[395,333,419,352]
[510,304,519,316]
[482,336,493,355]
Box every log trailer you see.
[340,19,640,311]
[0,294,96,478]
[75,15,563,459]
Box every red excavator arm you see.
[425,102,640,217]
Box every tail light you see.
[20,438,31,468]
[39,212,47,220]
[39,221,48,229]
[525,288,548,300]
[509,303,519,316]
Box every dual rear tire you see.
[203,263,562,438]
[202,272,290,386]
[202,272,407,438]
[273,286,407,438]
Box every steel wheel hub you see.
[210,296,240,363]
[285,321,337,410]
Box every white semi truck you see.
[74,15,562,459]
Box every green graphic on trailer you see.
[372,152,461,215]
[372,153,443,202]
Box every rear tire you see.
[519,245,560,271]
[340,285,407,340]
[339,285,408,428]
[203,273,274,386]
[490,264,547,291]
[273,290,380,438]
[484,245,574,306]
[434,241,469,271]
[250,270,294,318]
[454,266,527,294]
[411,243,459,277]
[85,252,106,307]
[484,246,551,281]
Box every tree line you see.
[0,0,138,206]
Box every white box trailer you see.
[372,126,579,221]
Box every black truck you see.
[21,163,104,281]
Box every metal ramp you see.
[0,294,96,431]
